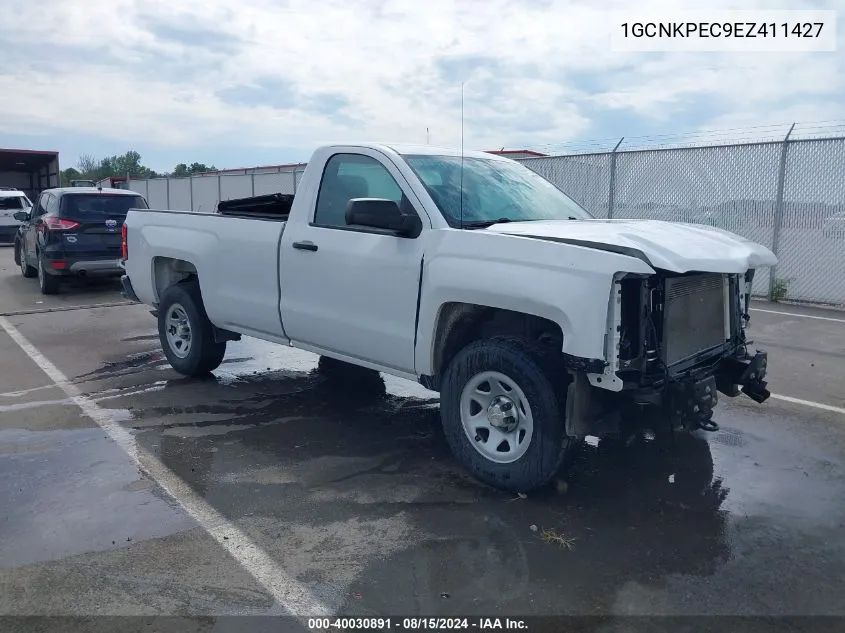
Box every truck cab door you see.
[278,150,428,375]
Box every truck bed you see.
[124,207,288,340]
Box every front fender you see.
[414,232,655,376]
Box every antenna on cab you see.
[459,82,465,230]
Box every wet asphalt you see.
[0,246,844,631]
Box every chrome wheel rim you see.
[459,370,534,464]
[37,255,44,285]
[165,303,192,358]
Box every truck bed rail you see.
[217,193,294,220]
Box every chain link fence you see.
[521,136,845,306]
[126,134,845,306]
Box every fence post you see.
[189,177,194,212]
[606,137,624,219]
[768,123,795,299]
[166,178,171,208]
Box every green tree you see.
[60,150,216,184]
[172,162,216,177]
[100,150,159,179]
[76,154,99,175]
[60,167,82,186]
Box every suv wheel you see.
[18,244,36,278]
[37,253,60,294]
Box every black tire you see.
[19,244,36,278]
[37,253,60,294]
[13,239,21,265]
[157,281,227,377]
[440,335,575,493]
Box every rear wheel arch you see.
[152,258,240,345]
[152,256,199,303]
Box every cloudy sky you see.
[1,0,842,172]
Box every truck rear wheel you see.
[157,281,226,377]
[440,335,575,493]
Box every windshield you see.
[61,194,149,217]
[0,196,27,211]
[403,154,593,227]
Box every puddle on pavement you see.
[87,336,844,540]
[336,435,736,615]
[203,337,439,401]
[0,427,195,570]
[54,334,845,614]
[73,349,167,383]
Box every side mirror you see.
[345,198,422,237]
[13,211,29,222]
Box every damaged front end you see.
[567,268,770,439]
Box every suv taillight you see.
[42,216,80,231]
[121,223,128,260]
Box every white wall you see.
[128,169,302,212]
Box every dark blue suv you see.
[14,187,149,295]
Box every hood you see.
[486,219,777,274]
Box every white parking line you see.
[751,308,845,323]
[0,316,331,619]
[770,394,845,416]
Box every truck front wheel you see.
[440,336,575,493]
[157,281,226,377]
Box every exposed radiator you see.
[661,273,728,366]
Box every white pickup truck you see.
[121,143,777,492]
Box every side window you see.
[33,193,49,217]
[314,153,404,228]
[46,194,60,215]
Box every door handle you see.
[292,241,318,252]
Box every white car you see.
[0,188,32,243]
[121,142,777,492]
